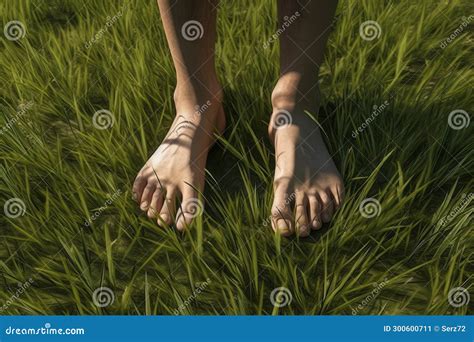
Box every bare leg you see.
[133,0,225,230]
[269,0,343,237]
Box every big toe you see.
[273,218,293,236]
[132,174,147,203]
[270,187,294,236]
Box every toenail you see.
[298,224,308,231]
[159,214,169,224]
[132,193,137,201]
[176,222,186,231]
[277,228,291,236]
[140,201,149,209]
[275,219,292,234]
[312,219,321,228]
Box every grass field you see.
[1,0,473,315]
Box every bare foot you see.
[268,74,344,237]
[133,82,225,231]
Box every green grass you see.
[1,0,472,315]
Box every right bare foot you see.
[133,82,225,231]
[268,73,344,237]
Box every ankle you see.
[173,79,223,112]
[271,72,320,111]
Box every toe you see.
[158,188,176,227]
[271,186,294,236]
[294,193,310,237]
[319,191,334,223]
[332,184,345,209]
[147,187,164,219]
[132,174,147,203]
[140,183,155,211]
[308,195,322,230]
[331,186,341,209]
[176,189,203,231]
[331,183,344,210]
[274,218,293,236]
